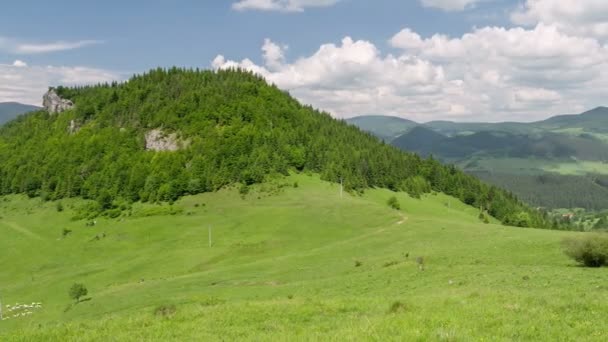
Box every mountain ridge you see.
[0,102,41,125]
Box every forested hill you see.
[0,68,546,227]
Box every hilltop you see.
[0,68,543,227]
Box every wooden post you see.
[208,225,212,248]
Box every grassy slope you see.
[1,174,607,341]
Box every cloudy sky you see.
[1,0,607,122]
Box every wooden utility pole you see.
[208,225,212,247]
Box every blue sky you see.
[2,0,608,122]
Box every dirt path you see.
[2,221,43,240]
[396,213,408,225]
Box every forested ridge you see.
[0,68,547,227]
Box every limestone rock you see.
[145,129,188,152]
[43,88,74,114]
[68,120,80,134]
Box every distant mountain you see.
[423,120,535,136]
[391,126,453,157]
[0,102,41,125]
[346,115,418,141]
[348,107,608,210]
[536,107,608,132]
[392,129,608,162]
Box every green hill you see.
[0,68,543,227]
[1,175,607,340]
[345,115,418,141]
[537,107,608,132]
[391,126,466,158]
[0,102,41,125]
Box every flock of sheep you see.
[1,302,42,321]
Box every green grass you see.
[1,174,607,341]
[460,157,608,176]
[543,161,608,175]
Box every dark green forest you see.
[471,172,608,211]
[0,68,548,228]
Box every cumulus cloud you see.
[0,37,102,54]
[512,0,608,40]
[0,62,121,105]
[212,22,608,122]
[420,0,484,11]
[232,0,340,12]
[12,60,27,67]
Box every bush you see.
[103,208,122,219]
[388,301,408,314]
[69,283,88,303]
[387,196,400,210]
[562,234,608,267]
[62,228,72,238]
[56,202,64,212]
[154,304,176,317]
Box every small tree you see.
[97,190,113,211]
[69,283,88,303]
[387,196,401,210]
[562,234,608,267]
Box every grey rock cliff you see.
[145,129,188,152]
[43,88,74,114]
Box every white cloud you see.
[262,38,287,70]
[0,62,121,105]
[212,23,608,122]
[232,0,340,12]
[0,37,102,54]
[512,0,608,40]
[420,0,484,11]
[12,60,27,67]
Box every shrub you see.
[383,260,399,267]
[97,190,114,211]
[154,304,176,317]
[56,202,64,212]
[354,260,363,267]
[103,208,122,219]
[388,301,408,314]
[387,196,401,210]
[62,228,72,238]
[69,283,88,303]
[562,234,608,267]
[239,184,250,195]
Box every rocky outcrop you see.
[145,129,188,152]
[68,120,80,134]
[43,88,74,114]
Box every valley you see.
[349,108,608,218]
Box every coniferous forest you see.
[0,68,547,228]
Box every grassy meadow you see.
[1,174,607,341]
